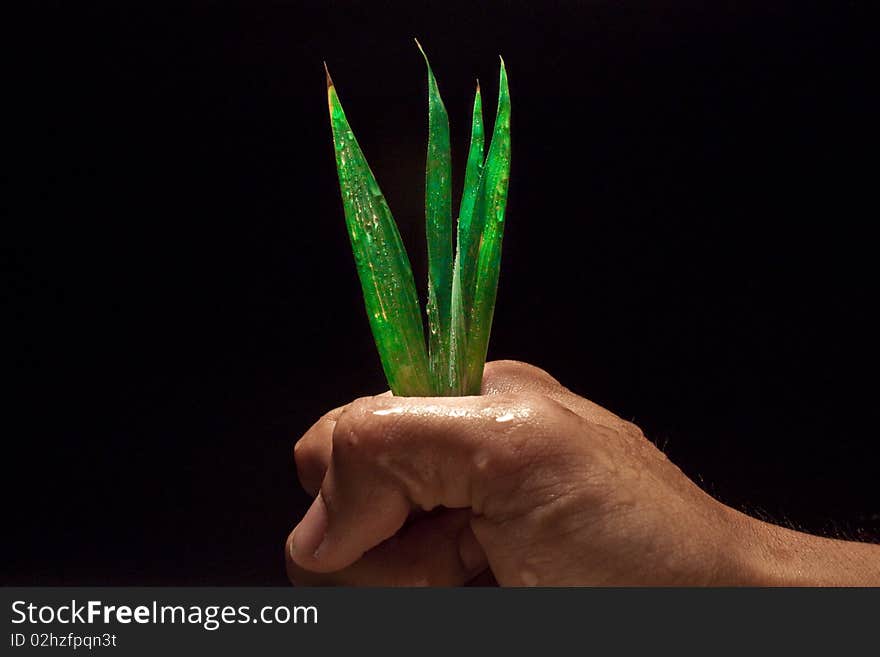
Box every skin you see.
[286,360,880,586]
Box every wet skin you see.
[287,361,880,586]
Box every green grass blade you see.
[325,66,432,396]
[464,57,511,392]
[416,40,453,395]
[450,82,485,394]
[448,248,467,394]
[458,81,485,243]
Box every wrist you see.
[720,509,806,585]
[718,506,880,586]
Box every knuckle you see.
[292,438,310,469]
[293,437,318,472]
[511,392,585,465]
[477,392,560,472]
[294,410,337,457]
[518,389,564,415]
[478,392,588,521]
[331,395,387,460]
[482,360,562,393]
[480,392,666,528]
[505,390,573,434]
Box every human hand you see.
[285,360,880,586]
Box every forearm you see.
[724,507,880,586]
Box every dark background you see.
[4,1,877,584]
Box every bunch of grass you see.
[325,41,510,396]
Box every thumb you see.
[287,508,488,586]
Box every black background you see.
[4,1,877,584]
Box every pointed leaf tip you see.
[323,61,334,89]
[414,38,428,62]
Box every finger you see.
[480,360,565,394]
[285,508,488,586]
[288,391,580,573]
[482,360,629,428]
[294,405,346,496]
[295,392,394,496]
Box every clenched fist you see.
[286,361,880,586]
